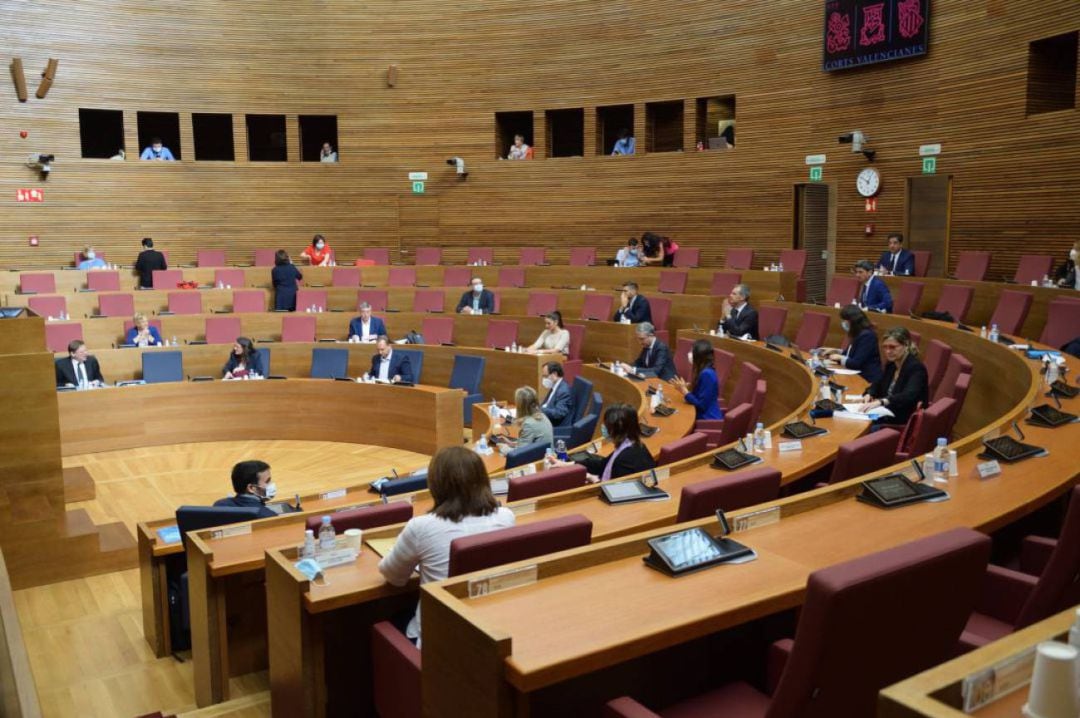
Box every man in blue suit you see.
[455,276,496,314]
[854,260,893,313]
[348,302,387,342]
[539,361,574,428]
[877,233,916,276]
[613,282,652,324]
[368,336,413,383]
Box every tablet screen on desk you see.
[605,482,645,501]
[650,528,724,572]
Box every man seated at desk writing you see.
[367,335,413,383]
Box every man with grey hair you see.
[853,259,892,313]
[348,302,387,342]
[626,321,676,380]
[719,283,759,339]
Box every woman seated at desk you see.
[491,386,555,451]
[377,446,515,645]
[301,234,333,267]
[823,305,883,384]
[526,311,570,356]
[124,313,162,347]
[670,339,723,420]
[856,326,928,424]
[223,337,266,379]
[558,403,656,483]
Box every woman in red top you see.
[301,234,333,266]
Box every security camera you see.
[26,153,54,180]
[446,157,467,177]
[838,132,871,158]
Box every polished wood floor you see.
[17,440,430,718]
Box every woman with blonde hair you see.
[491,385,555,449]
[856,326,928,424]
[124,313,162,347]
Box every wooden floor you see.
[16,440,430,718]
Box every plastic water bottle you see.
[819,375,831,401]
[476,434,489,455]
[489,399,498,419]
[932,438,949,482]
[217,280,223,289]
[988,324,999,343]
[556,439,568,462]
[753,423,765,453]
[301,529,316,559]
[979,326,987,339]
[656,385,665,404]
[318,516,336,551]
[171,335,178,347]
[1045,357,1060,387]
[778,261,784,273]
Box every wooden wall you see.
[1,1,1078,279]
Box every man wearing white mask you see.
[455,276,496,314]
[77,245,107,270]
[214,460,280,519]
[1054,241,1079,290]
[140,137,175,161]
[539,361,573,429]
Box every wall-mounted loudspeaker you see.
[36,58,58,99]
[10,58,27,102]
[387,64,399,88]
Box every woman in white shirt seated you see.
[526,311,570,355]
[377,446,515,645]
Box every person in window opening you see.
[213,460,280,519]
[78,245,107,270]
[670,338,724,420]
[55,340,106,388]
[271,249,303,311]
[301,234,333,266]
[822,305,883,384]
[611,128,636,156]
[134,237,167,289]
[507,134,531,160]
[526,311,570,356]
[320,142,338,163]
[110,148,125,160]
[616,237,643,268]
[223,337,267,379]
[719,123,735,148]
[877,233,915,276]
[455,276,495,314]
[140,137,175,161]
[552,404,656,483]
[856,326,928,425]
[125,313,163,347]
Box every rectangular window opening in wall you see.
[136,111,182,160]
[299,115,339,162]
[78,109,125,159]
[545,108,584,158]
[696,95,736,150]
[192,113,235,161]
[495,111,534,159]
[1026,31,1078,116]
[596,105,635,156]
[645,100,684,153]
[246,114,288,162]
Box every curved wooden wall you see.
[1,1,1078,279]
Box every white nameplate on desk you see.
[733,506,780,532]
[509,501,536,516]
[505,463,538,480]
[961,645,1036,713]
[320,488,347,500]
[468,564,538,598]
[314,547,360,569]
[653,467,670,482]
[211,523,251,539]
[976,460,1003,479]
[385,493,415,505]
[778,440,803,453]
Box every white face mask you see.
[542,377,554,389]
[315,242,325,250]
[86,251,96,260]
[841,320,851,332]
[686,352,693,364]
[257,482,277,500]
[473,284,483,293]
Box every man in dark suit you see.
[368,335,413,383]
[540,361,573,428]
[455,276,496,314]
[854,260,893,313]
[627,322,677,380]
[213,460,279,519]
[877,233,915,276]
[348,302,387,342]
[613,282,652,324]
[134,237,168,289]
[718,283,759,339]
[55,340,106,388]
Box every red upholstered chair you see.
[657,432,708,466]
[295,289,327,312]
[526,292,558,316]
[507,465,588,501]
[86,271,121,291]
[987,291,1033,336]
[757,306,788,340]
[657,271,688,294]
[491,290,502,314]
[934,285,974,322]
[581,293,614,321]
[673,248,700,268]
[421,316,454,345]
[211,269,243,288]
[676,467,782,522]
[28,295,66,319]
[196,249,227,267]
[674,337,693,379]
[569,247,597,266]
[954,251,990,281]
[388,268,416,287]
[443,267,472,288]
[152,269,183,290]
[413,290,445,313]
[45,322,83,353]
[253,249,277,267]
[414,247,441,265]
[19,273,57,294]
[518,247,547,265]
[909,329,922,349]
[793,312,829,350]
[1040,298,1080,349]
[912,250,931,277]
[727,362,762,409]
[826,276,859,306]
[331,267,361,287]
[467,247,494,265]
[695,401,752,450]
[748,380,767,428]
[564,324,584,361]
[167,292,202,315]
[961,485,1080,651]
[1013,255,1054,285]
[725,248,754,270]
[203,317,241,345]
[281,315,316,343]
[357,290,388,312]
[932,353,973,403]
[363,248,391,265]
[714,349,736,391]
[650,296,671,337]
[923,339,952,396]
[710,272,742,297]
[98,293,136,317]
[605,528,991,718]
[894,397,957,461]
[499,267,526,288]
[485,320,519,349]
[778,249,807,277]
[827,428,902,485]
[304,502,413,533]
[945,373,972,438]
[893,281,925,316]
[231,290,266,313]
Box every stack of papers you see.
[839,403,895,420]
